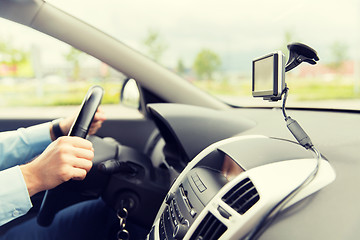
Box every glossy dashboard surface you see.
[147,104,360,239]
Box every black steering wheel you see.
[37,85,104,227]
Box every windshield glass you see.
[13,0,360,109]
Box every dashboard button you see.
[165,192,175,205]
[173,223,188,239]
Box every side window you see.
[0,18,134,118]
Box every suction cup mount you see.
[285,42,319,72]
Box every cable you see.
[244,86,321,240]
[281,86,313,149]
[244,146,321,240]
[281,84,289,120]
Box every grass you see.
[0,81,122,107]
[193,76,360,101]
[0,76,359,107]
[287,79,360,101]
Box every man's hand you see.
[50,107,106,141]
[88,107,106,135]
[20,136,94,196]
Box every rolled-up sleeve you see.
[0,122,52,226]
[0,122,52,170]
[0,166,33,226]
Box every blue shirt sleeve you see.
[0,122,52,226]
[0,122,52,170]
[0,166,33,226]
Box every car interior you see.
[1,0,360,239]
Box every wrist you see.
[20,164,43,197]
[51,119,65,141]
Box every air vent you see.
[190,213,227,240]
[222,177,259,214]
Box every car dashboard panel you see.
[147,104,256,166]
[146,136,335,240]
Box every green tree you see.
[64,47,84,80]
[176,58,186,76]
[142,29,168,63]
[192,49,221,80]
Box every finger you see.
[72,158,93,172]
[59,136,93,150]
[90,121,102,130]
[93,108,106,122]
[72,147,94,160]
[71,168,88,181]
[88,122,102,135]
[96,106,105,115]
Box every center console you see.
[146,135,335,240]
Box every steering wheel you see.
[37,85,104,227]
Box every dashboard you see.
[143,104,337,240]
[146,135,335,240]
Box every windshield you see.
[5,0,360,110]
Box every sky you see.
[1,0,360,73]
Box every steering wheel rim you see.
[37,85,104,227]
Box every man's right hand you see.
[20,136,94,197]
